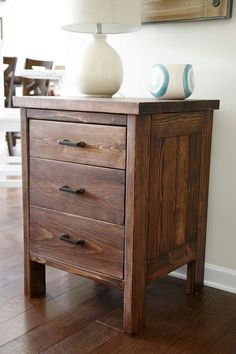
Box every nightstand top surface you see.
[14,96,220,115]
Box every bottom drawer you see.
[30,207,124,279]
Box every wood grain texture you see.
[30,254,124,289]
[186,134,202,242]
[151,112,203,138]
[187,111,214,294]
[160,137,177,255]
[124,114,151,335]
[175,136,189,247]
[2,135,234,353]
[21,108,46,297]
[147,241,196,283]
[148,112,204,262]
[147,111,212,294]
[27,108,127,126]
[18,97,219,336]
[0,276,115,349]
[41,322,118,354]
[30,158,125,225]
[148,138,164,260]
[30,206,124,279]
[14,96,220,115]
[90,279,236,354]
[142,0,232,23]
[30,120,126,169]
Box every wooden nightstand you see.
[14,96,219,335]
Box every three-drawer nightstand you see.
[14,97,219,335]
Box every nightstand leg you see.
[25,260,46,297]
[186,112,212,296]
[123,281,146,336]
[186,260,205,295]
[123,116,150,335]
[21,111,46,298]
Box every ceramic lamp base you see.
[77,34,123,97]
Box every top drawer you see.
[29,120,126,169]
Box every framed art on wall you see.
[142,0,233,23]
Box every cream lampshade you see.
[62,0,141,97]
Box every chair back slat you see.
[23,58,53,96]
[3,56,17,107]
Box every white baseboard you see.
[170,263,236,294]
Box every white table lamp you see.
[62,0,141,97]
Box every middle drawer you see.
[30,158,125,225]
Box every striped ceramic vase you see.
[150,64,194,100]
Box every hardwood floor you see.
[0,187,235,353]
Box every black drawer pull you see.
[212,0,220,6]
[59,185,85,194]
[58,139,85,147]
[59,234,85,245]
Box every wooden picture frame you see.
[142,0,233,23]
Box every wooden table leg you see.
[123,115,151,335]
[25,259,46,298]
[124,277,146,335]
[21,108,46,298]
[186,258,206,295]
[186,111,213,296]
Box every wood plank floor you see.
[0,187,235,353]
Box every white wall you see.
[0,0,67,69]
[1,1,236,270]
[108,10,236,270]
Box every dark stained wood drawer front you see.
[30,207,124,279]
[29,120,126,169]
[30,158,125,225]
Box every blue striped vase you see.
[150,64,194,100]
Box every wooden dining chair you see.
[7,58,54,155]
[22,58,53,96]
[3,56,18,156]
